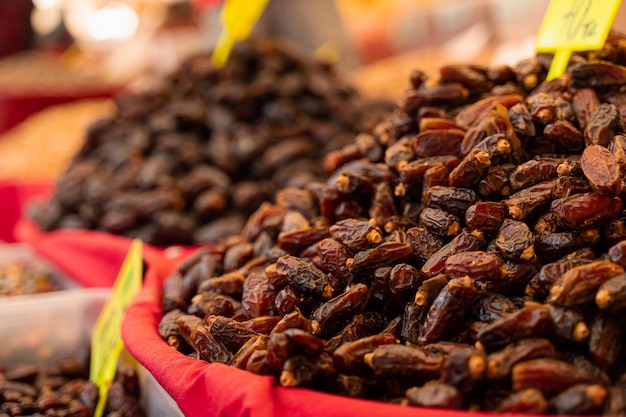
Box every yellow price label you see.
[536,0,621,80]
[211,0,270,68]
[90,239,143,417]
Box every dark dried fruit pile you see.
[30,37,391,245]
[160,32,626,415]
[0,353,144,417]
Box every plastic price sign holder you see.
[90,239,143,417]
[536,0,621,80]
[211,0,270,68]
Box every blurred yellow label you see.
[536,0,621,80]
[211,0,270,68]
[90,239,143,417]
[314,41,342,64]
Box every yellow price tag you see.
[536,0,621,80]
[211,0,270,68]
[90,239,143,417]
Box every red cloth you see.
[192,0,222,9]
[0,180,51,243]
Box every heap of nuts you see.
[30,37,391,245]
[0,352,144,417]
[159,31,626,415]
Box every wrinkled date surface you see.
[30,37,392,245]
[159,32,626,415]
[0,352,145,417]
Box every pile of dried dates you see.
[160,31,626,414]
[0,352,144,417]
[31,37,391,245]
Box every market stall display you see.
[28,37,392,246]
[118,30,626,417]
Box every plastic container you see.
[0,287,184,417]
[0,242,80,291]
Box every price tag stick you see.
[90,239,143,417]
[211,0,270,68]
[536,0,621,80]
[546,49,572,81]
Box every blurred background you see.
[3,0,626,135]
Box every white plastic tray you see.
[0,282,183,416]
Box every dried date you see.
[512,358,600,396]
[548,260,624,307]
[405,382,464,409]
[550,192,623,230]
[580,144,623,194]
[418,276,479,345]
[363,344,443,379]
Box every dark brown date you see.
[495,219,535,261]
[512,358,600,396]
[588,314,623,371]
[274,255,329,296]
[548,384,607,415]
[420,230,485,278]
[412,129,465,158]
[241,271,276,319]
[495,389,548,414]
[464,201,509,235]
[526,248,595,299]
[449,134,512,188]
[405,226,445,266]
[329,218,382,251]
[572,88,600,130]
[585,103,619,147]
[568,61,626,88]
[363,344,443,379]
[505,180,555,220]
[311,283,370,336]
[543,120,584,152]
[544,304,589,343]
[405,382,464,409]
[444,251,504,281]
[486,338,556,380]
[476,303,554,351]
[347,242,414,274]
[418,276,479,345]
[533,232,584,263]
[440,347,486,394]
[548,260,624,307]
[419,207,461,237]
[550,192,624,230]
[580,144,623,194]
[509,157,561,192]
[403,83,469,116]
[455,94,523,130]
[332,333,397,373]
[596,272,626,311]
[423,186,477,218]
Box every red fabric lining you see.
[0,180,51,243]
